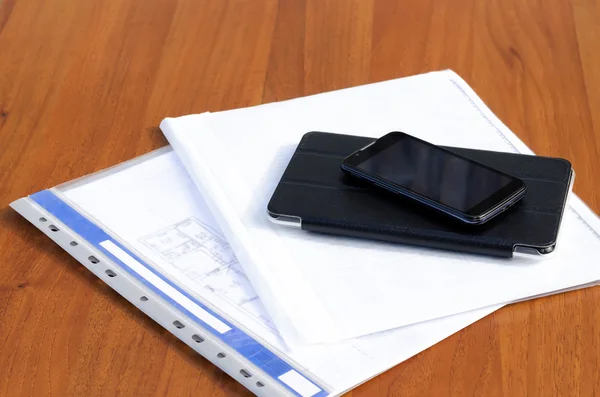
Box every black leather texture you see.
[268,132,573,257]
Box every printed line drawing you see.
[140,217,276,331]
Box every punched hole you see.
[88,256,100,264]
[140,296,149,302]
[70,241,78,246]
[173,321,185,329]
[256,381,264,387]
[105,269,116,277]
[49,225,59,232]
[217,352,226,358]
[39,217,47,222]
[239,369,252,378]
[192,334,204,343]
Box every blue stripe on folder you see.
[32,189,327,397]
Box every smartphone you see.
[341,131,527,225]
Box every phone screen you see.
[345,132,524,216]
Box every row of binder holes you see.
[142,306,258,384]
[34,215,269,386]
[38,217,59,233]
[146,305,264,388]
[36,213,263,391]
[211,345,261,387]
[36,215,115,281]
[167,320,257,383]
[36,216,113,278]
[39,217,85,264]
[177,326,261,386]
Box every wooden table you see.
[1,0,599,395]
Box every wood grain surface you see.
[1,0,599,395]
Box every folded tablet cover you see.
[268,132,573,257]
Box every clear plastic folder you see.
[11,148,498,397]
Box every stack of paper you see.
[12,70,600,397]
[161,70,600,348]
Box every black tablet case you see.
[268,132,573,258]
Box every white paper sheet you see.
[59,149,499,394]
[161,70,600,347]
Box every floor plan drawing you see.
[140,217,275,331]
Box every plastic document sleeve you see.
[10,186,328,397]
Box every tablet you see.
[267,132,574,257]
